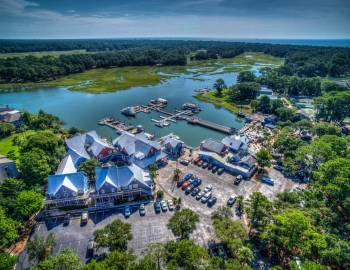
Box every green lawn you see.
[0,50,88,59]
[0,52,284,93]
[195,91,251,113]
[0,130,36,158]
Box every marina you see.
[0,60,244,147]
[118,99,237,135]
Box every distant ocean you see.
[159,37,350,48]
[225,39,350,48]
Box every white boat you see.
[121,106,136,116]
[156,98,168,104]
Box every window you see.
[133,184,138,189]
[101,189,105,194]
[111,188,115,192]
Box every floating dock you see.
[117,99,236,135]
[98,118,135,134]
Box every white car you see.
[161,200,168,211]
[227,195,236,206]
[167,200,174,211]
[124,206,131,218]
[201,192,212,203]
[203,184,213,193]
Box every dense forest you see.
[0,39,350,83]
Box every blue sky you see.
[0,0,349,39]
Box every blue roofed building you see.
[113,131,167,169]
[46,172,89,207]
[221,135,249,153]
[159,133,184,158]
[92,164,153,204]
[66,130,114,165]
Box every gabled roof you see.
[48,172,88,196]
[132,151,167,169]
[200,139,226,155]
[222,135,249,151]
[113,131,161,157]
[55,154,77,175]
[95,164,151,191]
[161,134,184,148]
[66,130,113,160]
[66,134,90,160]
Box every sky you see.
[0,0,349,39]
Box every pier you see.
[98,118,136,134]
[110,99,236,135]
[186,117,236,135]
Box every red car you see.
[181,181,190,190]
[193,157,200,165]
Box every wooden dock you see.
[185,117,236,134]
[119,100,236,135]
[98,118,135,134]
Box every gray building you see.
[0,155,18,182]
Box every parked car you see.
[208,196,217,207]
[196,190,205,200]
[212,166,218,173]
[154,201,161,213]
[63,214,71,226]
[181,181,190,190]
[192,178,202,187]
[202,162,208,169]
[177,179,184,187]
[179,159,189,166]
[80,212,88,225]
[124,206,131,218]
[193,157,200,164]
[227,195,236,206]
[201,192,212,203]
[273,165,284,172]
[161,200,168,211]
[261,175,275,185]
[87,239,95,257]
[217,167,225,175]
[234,175,243,185]
[204,184,213,193]
[198,160,204,166]
[167,200,174,211]
[188,178,195,185]
[208,163,213,170]
[191,187,200,196]
[183,173,193,181]
[139,204,146,216]
[185,185,195,195]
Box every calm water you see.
[0,69,248,147]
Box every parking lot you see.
[17,157,299,269]
[157,158,300,243]
[17,204,174,269]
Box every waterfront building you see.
[159,134,184,158]
[200,139,227,155]
[221,135,249,152]
[0,105,22,126]
[0,154,18,182]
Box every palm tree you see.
[27,233,56,263]
[235,195,245,217]
[173,168,182,182]
[173,197,182,210]
[172,168,182,191]
[149,164,159,180]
